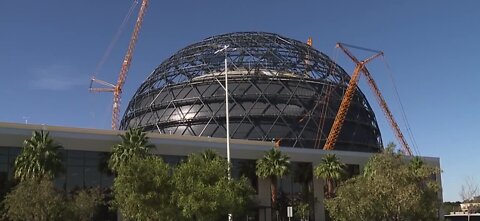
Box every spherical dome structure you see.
[120,32,382,152]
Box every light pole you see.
[214,45,233,221]
[214,45,231,173]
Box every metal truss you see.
[120,32,382,152]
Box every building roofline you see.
[0,121,440,162]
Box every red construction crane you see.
[323,43,413,156]
[90,0,149,129]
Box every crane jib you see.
[323,43,413,156]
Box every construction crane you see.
[323,43,413,156]
[359,60,414,156]
[307,37,313,46]
[90,0,149,129]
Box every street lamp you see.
[214,45,232,173]
[214,45,234,221]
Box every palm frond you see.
[14,130,64,181]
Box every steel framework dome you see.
[120,32,382,152]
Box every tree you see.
[256,148,290,211]
[108,128,154,172]
[362,142,397,178]
[201,149,221,161]
[457,177,480,217]
[14,130,63,181]
[172,150,254,221]
[410,156,424,172]
[238,160,258,190]
[113,156,179,221]
[314,154,345,198]
[325,149,441,221]
[460,176,479,202]
[294,201,310,221]
[66,188,105,221]
[3,178,64,221]
[443,201,461,215]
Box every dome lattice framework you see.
[120,32,382,152]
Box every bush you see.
[3,178,64,221]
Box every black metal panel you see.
[120,32,382,152]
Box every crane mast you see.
[323,43,383,151]
[323,43,413,156]
[322,61,375,150]
[90,0,149,129]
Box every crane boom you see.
[90,0,149,130]
[323,43,413,156]
[112,0,149,130]
[323,43,383,151]
[361,68,413,155]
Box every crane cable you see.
[380,56,421,156]
[93,0,139,77]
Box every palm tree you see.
[314,154,345,198]
[14,130,63,181]
[201,149,221,161]
[108,128,154,172]
[255,148,290,211]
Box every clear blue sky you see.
[1,0,478,201]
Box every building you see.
[0,122,441,221]
[445,202,480,221]
[120,32,382,152]
[445,213,480,221]
[0,32,441,221]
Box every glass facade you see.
[277,162,315,221]
[345,164,361,178]
[2,145,363,221]
[0,147,115,193]
[0,147,19,196]
[60,150,114,192]
[279,162,312,197]
[0,147,260,194]
[231,159,258,192]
